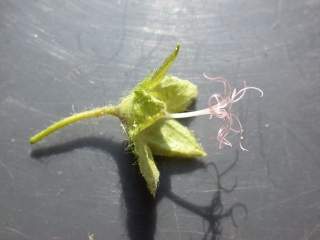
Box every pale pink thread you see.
[203,73,263,151]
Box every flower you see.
[29,44,263,196]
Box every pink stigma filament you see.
[169,74,263,151]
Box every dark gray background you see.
[1,0,320,239]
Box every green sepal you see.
[142,119,207,158]
[133,136,160,197]
[128,90,166,137]
[150,75,198,113]
[117,44,183,135]
[136,44,180,91]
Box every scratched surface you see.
[0,0,320,239]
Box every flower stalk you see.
[30,106,118,144]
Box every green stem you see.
[30,106,118,144]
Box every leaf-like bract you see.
[143,119,206,158]
[134,137,160,196]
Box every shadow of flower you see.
[31,137,246,240]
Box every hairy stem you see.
[30,106,118,144]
